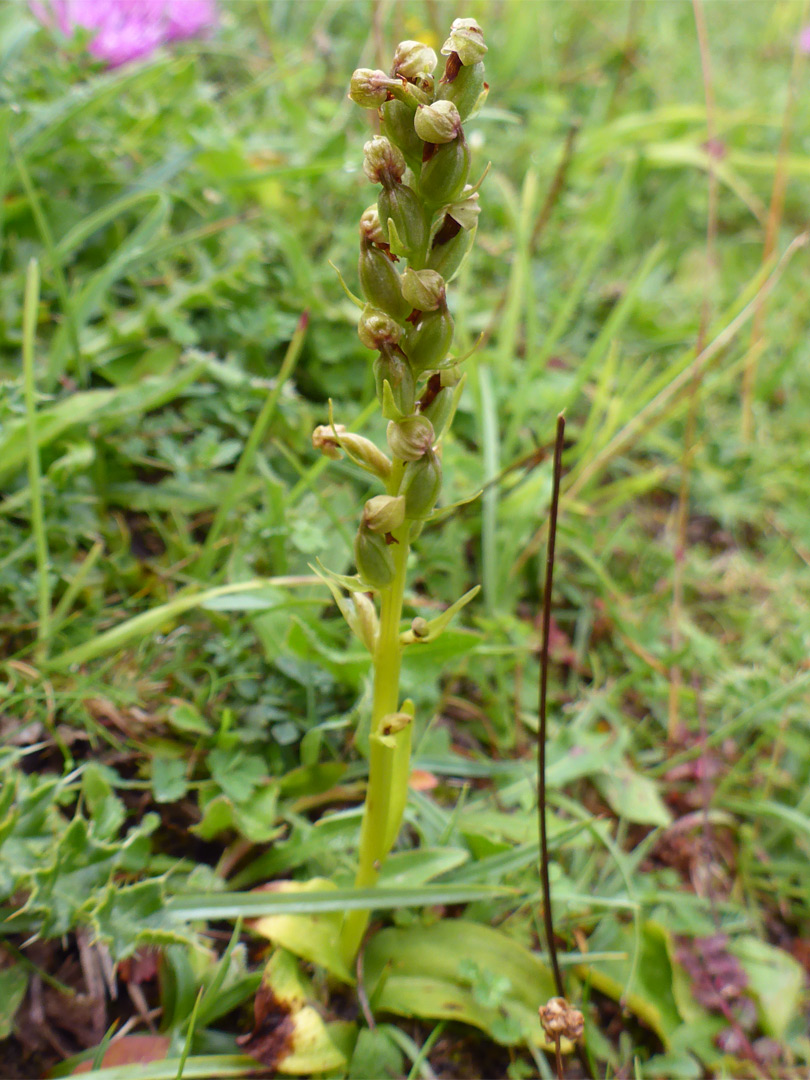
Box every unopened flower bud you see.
[312,423,346,459]
[438,59,487,121]
[387,415,435,461]
[358,305,402,350]
[338,432,392,480]
[410,616,430,639]
[373,345,416,415]
[350,68,393,108]
[414,100,462,144]
[363,494,406,534]
[392,40,438,79]
[353,591,379,651]
[359,205,387,246]
[401,267,445,311]
[378,183,427,261]
[313,424,392,479]
[403,302,455,374]
[420,135,470,207]
[354,522,395,589]
[401,448,442,519]
[363,136,406,186]
[381,99,424,166]
[447,187,480,231]
[359,241,411,322]
[441,18,487,66]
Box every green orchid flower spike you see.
[313,18,488,964]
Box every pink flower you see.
[800,25,810,55]
[30,0,217,68]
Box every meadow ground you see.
[2,2,810,1077]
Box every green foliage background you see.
[1,1,809,1077]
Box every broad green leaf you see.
[730,936,804,1039]
[348,1026,404,1080]
[249,878,353,984]
[582,919,682,1046]
[377,847,469,886]
[166,702,212,737]
[207,748,265,804]
[0,961,27,1039]
[595,763,672,827]
[193,788,281,845]
[363,919,556,1049]
[150,757,188,804]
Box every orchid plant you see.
[310,19,489,965]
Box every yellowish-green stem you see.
[340,474,413,964]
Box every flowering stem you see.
[324,18,488,966]
[340,470,412,963]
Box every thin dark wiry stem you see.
[538,413,566,1001]
[531,120,580,250]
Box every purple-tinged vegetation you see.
[30,0,216,67]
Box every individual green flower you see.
[414,100,462,144]
[401,268,446,311]
[354,522,395,588]
[363,136,406,186]
[403,303,455,374]
[377,182,427,261]
[381,98,425,166]
[358,305,402,350]
[362,494,407,534]
[359,205,387,247]
[373,345,416,415]
[447,187,481,230]
[312,424,392,480]
[392,40,437,79]
[350,68,393,108]
[401,449,442,519]
[359,241,411,322]
[420,136,470,207]
[387,415,435,461]
[441,18,487,65]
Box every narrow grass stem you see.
[198,312,308,577]
[670,0,719,739]
[741,0,808,441]
[22,259,51,664]
[13,145,82,380]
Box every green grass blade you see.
[197,312,308,575]
[0,361,205,484]
[166,883,514,921]
[48,192,170,380]
[22,258,51,662]
[12,145,81,375]
[48,1056,260,1080]
[47,576,317,670]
